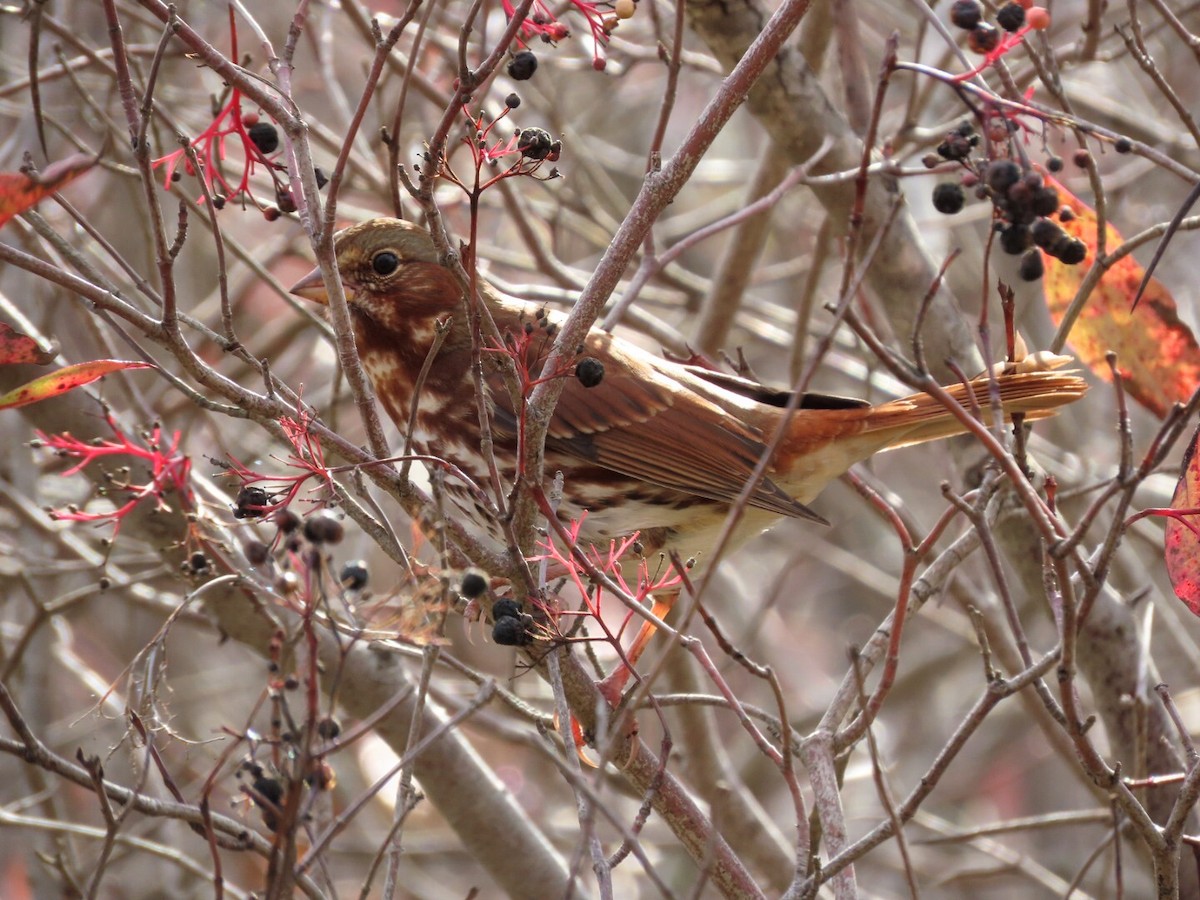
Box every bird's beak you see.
[289,265,329,304]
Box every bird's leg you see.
[595,588,678,706]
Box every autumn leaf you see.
[0,322,55,365]
[1164,421,1200,615]
[0,153,96,231]
[1041,177,1200,418]
[0,359,153,410]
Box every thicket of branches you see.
[2,0,1200,897]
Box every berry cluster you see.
[950,0,1050,57]
[927,121,1086,281]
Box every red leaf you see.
[1165,422,1200,615]
[0,153,96,231]
[0,359,153,410]
[0,322,55,365]
[1041,177,1200,418]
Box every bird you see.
[290,217,1088,578]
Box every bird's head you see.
[289,218,462,331]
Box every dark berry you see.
[276,188,297,214]
[995,2,1026,32]
[999,223,1032,255]
[1031,186,1059,217]
[1057,239,1087,265]
[244,539,270,565]
[507,50,538,81]
[339,560,368,590]
[1072,148,1091,167]
[986,159,1022,192]
[1114,137,1132,153]
[1018,249,1045,281]
[235,485,270,519]
[275,508,301,533]
[936,134,973,161]
[1031,218,1064,249]
[212,194,226,210]
[263,207,281,222]
[1058,206,1076,223]
[493,599,523,620]
[968,23,1001,54]
[575,357,605,387]
[317,716,342,740]
[949,0,983,30]
[247,121,279,154]
[1046,156,1064,173]
[303,511,344,545]
[460,570,488,598]
[189,551,209,573]
[492,616,533,646]
[505,93,521,109]
[932,182,965,215]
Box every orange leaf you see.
[1042,177,1200,418]
[1165,422,1200,615]
[0,359,153,410]
[0,153,96,231]
[0,322,55,365]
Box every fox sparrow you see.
[291,218,1087,570]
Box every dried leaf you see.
[0,154,96,231]
[0,322,55,365]
[0,359,152,410]
[1165,421,1200,615]
[1042,177,1200,418]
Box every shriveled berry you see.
[493,615,533,646]
[968,22,1001,54]
[986,159,1022,192]
[235,485,270,519]
[505,92,521,109]
[937,134,973,161]
[507,50,538,81]
[460,570,488,598]
[1018,249,1044,281]
[493,598,523,620]
[575,357,605,387]
[339,560,368,590]
[996,2,1026,32]
[248,121,279,154]
[517,127,554,161]
[949,0,983,30]
[932,182,965,215]
[303,511,344,545]
[999,223,1032,255]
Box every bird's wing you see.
[485,353,828,524]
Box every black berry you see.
[244,539,270,565]
[507,50,538,81]
[339,560,368,590]
[505,93,521,109]
[235,485,270,519]
[247,121,279,154]
[493,599,523,620]
[1018,249,1045,281]
[460,570,488,598]
[999,223,1032,255]
[1046,156,1064,173]
[1057,239,1087,265]
[575,357,605,387]
[303,511,344,545]
[492,616,533,646]
[1031,218,1064,249]
[517,127,554,161]
[968,23,1001,54]
[932,182,965,215]
[986,160,1022,193]
[1114,137,1133,153]
[949,0,983,30]
[995,2,1025,32]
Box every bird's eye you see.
[371,251,400,276]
